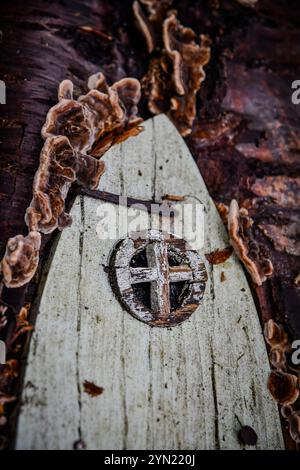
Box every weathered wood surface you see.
[111,230,207,327]
[16,115,283,450]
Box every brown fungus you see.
[87,72,108,92]
[43,75,143,156]
[265,319,300,443]
[269,346,287,370]
[1,232,41,288]
[87,77,143,157]
[133,0,173,53]
[26,136,106,234]
[27,74,142,234]
[281,404,293,419]
[76,153,106,190]
[26,136,77,234]
[112,78,142,126]
[288,412,300,444]
[294,273,300,286]
[163,15,210,136]
[267,370,299,406]
[140,0,173,24]
[162,15,211,136]
[139,8,211,136]
[133,1,156,54]
[228,200,273,286]
[162,14,208,95]
[0,393,16,407]
[215,202,229,224]
[264,319,289,349]
[1,73,142,289]
[58,79,74,101]
[42,82,96,153]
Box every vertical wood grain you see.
[16,116,283,450]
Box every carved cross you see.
[130,240,193,319]
[110,230,207,327]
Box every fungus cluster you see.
[133,0,211,136]
[133,0,173,54]
[42,75,142,157]
[25,136,101,234]
[0,304,32,428]
[0,73,142,288]
[1,232,41,289]
[227,200,273,286]
[264,319,300,443]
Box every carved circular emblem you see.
[109,230,207,327]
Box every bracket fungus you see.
[42,80,96,153]
[26,136,77,234]
[26,136,105,234]
[1,72,142,287]
[228,199,273,286]
[268,371,299,406]
[264,319,290,369]
[264,319,300,443]
[161,14,211,136]
[1,232,41,288]
[43,74,142,157]
[89,76,143,157]
[264,319,289,349]
[133,0,173,53]
[134,0,211,136]
[287,411,300,444]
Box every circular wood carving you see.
[109,229,207,327]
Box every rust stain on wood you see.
[83,380,104,397]
[205,247,233,265]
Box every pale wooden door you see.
[16,115,283,450]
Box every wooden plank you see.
[16,115,283,450]
[146,238,171,319]
[15,199,83,450]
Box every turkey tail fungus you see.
[133,0,211,136]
